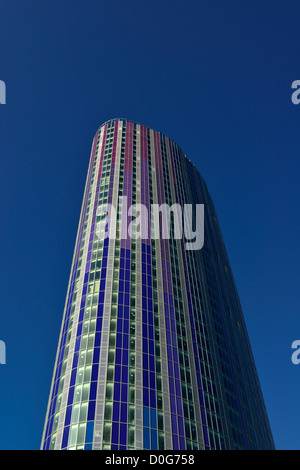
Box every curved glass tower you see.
[41,118,274,450]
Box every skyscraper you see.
[41,118,274,450]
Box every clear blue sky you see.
[0,0,299,450]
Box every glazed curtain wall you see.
[41,119,274,450]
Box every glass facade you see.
[41,118,274,450]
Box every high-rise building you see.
[41,118,274,450]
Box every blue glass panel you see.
[174,364,180,380]
[180,436,186,450]
[143,388,149,407]
[121,384,128,402]
[77,323,83,338]
[149,372,155,390]
[43,437,49,450]
[148,340,154,356]
[121,366,128,382]
[124,281,130,293]
[96,315,103,331]
[75,337,81,352]
[143,370,149,388]
[115,365,121,382]
[114,383,120,401]
[118,305,123,317]
[113,402,120,422]
[79,308,84,321]
[73,351,79,368]
[166,329,171,344]
[173,348,179,363]
[117,319,123,333]
[148,327,154,340]
[143,407,150,427]
[93,347,100,363]
[62,426,70,448]
[143,427,150,449]
[91,364,98,381]
[151,429,158,450]
[122,350,129,366]
[85,421,94,443]
[203,426,209,446]
[90,382,97,400]
[115,348,122,364]
[178,416,184,436]
[123,334,129,349]
[175,379,181,396]
[123,308,130,320]
[149,355,155,371]
[67,386,75,405]
[111,422,119,444]
[65,406,72,426]
[123,320,129,334]
[87,400,95,420]
[120,403,127,422]
[172,434,179,450]
[150,390,156,408]
[171,411,178,434]
[150,408,157,429]
[200,407,206,423]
